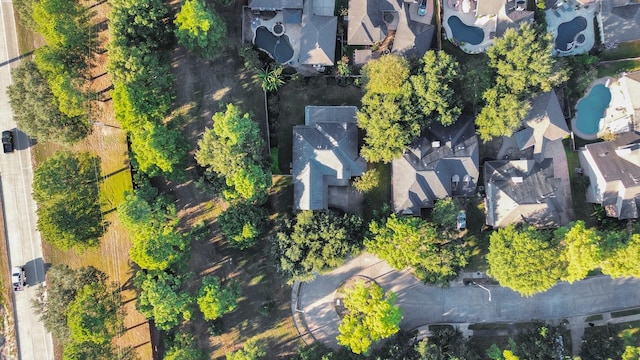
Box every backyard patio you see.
[546,0,596,56]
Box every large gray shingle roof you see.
[293,106,366,210]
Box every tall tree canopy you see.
[33,151,105,251]
[358,52,462,163]
[600,233,640,278]
[337,281,403,355]
[135,271,193,331]
[487,225,564,296]
[66,282,121,345]
[365,214,468,285]
[556,221,602,283]
[7,61,90,144]
[218,201,268,250]
[476,23,568,141]
[271,210,365,284]
[197,276,240,321]
[409,50,461,126]
[195,104,271,203]
[118,191,189,271]
[174,0,227,58]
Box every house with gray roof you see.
[597,0,640,47]
[243,0,338,71]
[578,131,640,219]
[514,90,570,162]
[292,106,367,210]
[347,0,435,61]
[392,119,479,215]
[618,71,640,131]
[484,159,565,228]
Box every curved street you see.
[297,253,640,352]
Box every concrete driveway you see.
[296,253,640,350]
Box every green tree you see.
[580,324,624,360]
[414,327,480,360]
[174,0,227,58]
[358,93,418,163]
[164,334,204,360]
[130,121,187,178]
[512,323,570,359]
[556,221,602,283]
[601,233,640,278]
[218,201,268,250]
[33,151,104,251]
[336,281,403,355]
[409,50,461,126]
[226,338,266,360]
[272,210,365,284]
[365,214,468,285]
[66,282,121,345]
[486,225,563,296]
[195,104,271,203]
[431,197,462,229]
[358,55,417,163]
[32,0,92,52]
[135,271,193,330]
[197,276,240,321]
[7,61,90,144]
[459,55,491,114]
[352,169,380,193]
[118,192,189,271]
[476,22,568,141]
[31,265,108,344]
[109,0,171,49]
[62,341,113,360]
[361,54,410,96]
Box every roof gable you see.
[484,159,564,227]
[514,90,569,158]
[300,15,337,65]
[392,118,479,214]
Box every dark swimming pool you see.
[447,16,484,46]
[254,26,294,64]
[555,16,587,52]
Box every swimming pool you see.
[555,16,587,52]
[254,26,294,64]
[576,84,611,135]
[447,16,484,46]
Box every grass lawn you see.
[362,162,391,221]
[464,196,490,271]
[563,138,594,225]
[600,40,640,61]
[274,78,363,172]
[597,59,640,78]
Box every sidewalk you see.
[295,253,640,350]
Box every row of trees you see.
[32,265,129,359]
[108,0,186,178]
[356,22,571,165]
[269,200,469,287]
[487,221,640,296]
[8,0,94,144]
[116,176,241,331]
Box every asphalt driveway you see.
[297,253,640,349]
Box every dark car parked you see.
[2,130,14,153]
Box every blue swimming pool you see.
[447,16,484,46]
[555,16,587,52]
[576,84,611,135]
[254,26,294,64]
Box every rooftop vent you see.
[512,177,523,183]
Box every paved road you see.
[298,253,640,349]
[0,1,54,359]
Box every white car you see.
[12,266,26,291]
[456,210,467,231]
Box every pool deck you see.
[442,0,495,54]
[571,77,632,140]
[247,7,304,66]
[545,0,596,56]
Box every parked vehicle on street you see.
[12,266,26,291]
[2,130,14,153]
